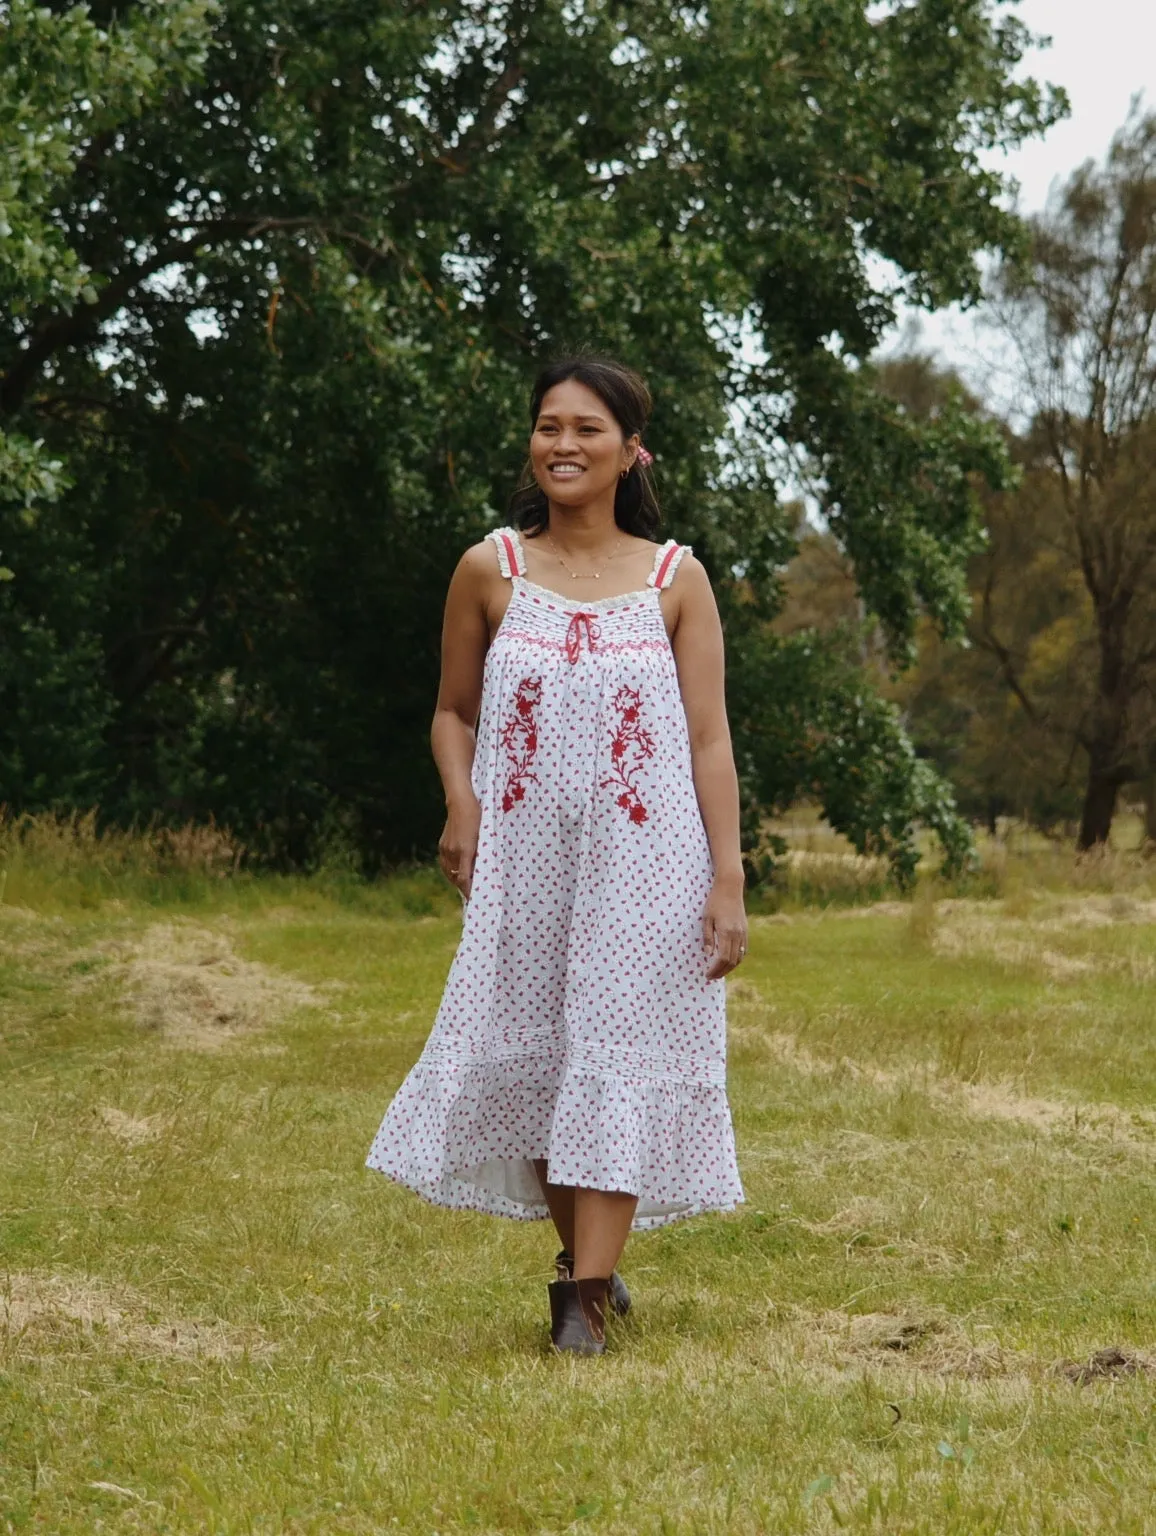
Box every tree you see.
[982,109,1156,847]
[870,352,1085,835]
[1,1,1064,867]
[0,0,216,806]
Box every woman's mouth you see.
[547,463,585,478]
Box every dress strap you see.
[485,525,527,580]
[647,538,691,590]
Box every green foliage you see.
[799,354,1016,661]
[982,109,1156,846]
[889,107,1156,847]
[0,0,216,506]
[0,0,1065,866]
[731,622,974,887]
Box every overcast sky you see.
[889,0,1156,377]
[999,0,1155,209]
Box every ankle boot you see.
[548,1277,611,1355]
[555,1250,632,1318]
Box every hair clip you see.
[636,445,655,467]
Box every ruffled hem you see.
[364,1057,745,1232]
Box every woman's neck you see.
[542,504,619,551]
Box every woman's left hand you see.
[702,876,748,979]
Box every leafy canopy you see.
[0,1,1064,870]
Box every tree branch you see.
[970,563,1043,727]
[0,216,323,417]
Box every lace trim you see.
[489,535,688,596]
[514,575,659,612]
[486,526,527,579]
[647,539,691,590]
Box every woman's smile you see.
[530,378,637,500]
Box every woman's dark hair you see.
[509,355,662,539]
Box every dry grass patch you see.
[932,919,1096,979]
[0,901,68,962]
[914,895,1156,982]
[943,1078,1156,1149]
[109,920,326,1048]
[1,1271,273,1361]
[796,1198,962,1273]
[729,974,1156,1156]
[803,1307,1017,1382]
[1055,1347,1156,1385]
[95,1104,165,1144]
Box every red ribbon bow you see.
[564,610,601,664]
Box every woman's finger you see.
[702,909,716,955]
[440,846,463,887]
[440,842,478,900]
[706,928,746,979]
[706,934,734,979]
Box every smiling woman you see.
[509,358,664,544]
[365,356,748,1356]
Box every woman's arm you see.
[668,556,748,978]
[432,544,495,899]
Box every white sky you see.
[887,0,1156,380]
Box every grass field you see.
[3,827,1156,1533]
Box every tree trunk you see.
[1077,765,1120,849]
[1142,774,1156,847]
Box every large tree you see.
[980,109,1156,847]
[0,1,1063,869]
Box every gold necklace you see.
[546,530,623,581]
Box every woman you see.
[367,356,746,1355]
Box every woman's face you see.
[530,379,639,508]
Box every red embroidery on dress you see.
[500,676,542,812]
[499,629,667,656]
[600,685,655,824]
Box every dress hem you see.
[364,1155,745,1232]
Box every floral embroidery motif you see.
[500,676,542,812]
[601,685,656,824]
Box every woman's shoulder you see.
[463,526,520,561]
[626,534,695,561]
[452,537,509,590]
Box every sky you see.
[888,0,1156,384]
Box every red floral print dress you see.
[366,527,744,1229]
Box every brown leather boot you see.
[548,1277,611,1355]
[554,1250,632,1317]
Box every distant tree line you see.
[774,111,1156,850]
[0,1,1065,880]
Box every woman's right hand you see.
[438,795,482,899]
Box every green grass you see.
[3,856,1156,1533]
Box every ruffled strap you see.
[485,526,527,580]
[647,538,691,590]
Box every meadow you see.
[2,814,1155,1534]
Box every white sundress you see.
[366,527,744,1230]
